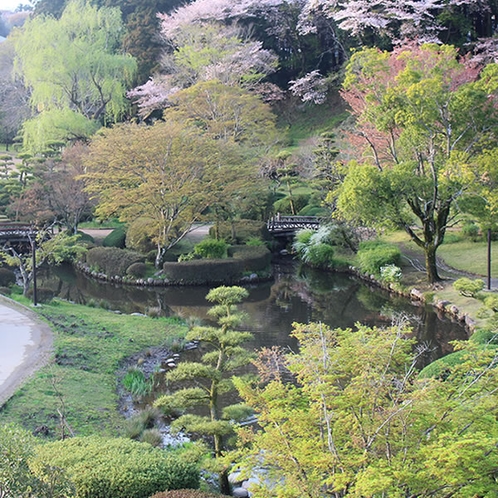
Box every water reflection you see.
[38,258,468,364]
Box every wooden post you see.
[31,235,37,306]
[488,228,492,291]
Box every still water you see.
[38,258,468,364]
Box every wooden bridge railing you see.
[0,223,37,243]
[267,215,321,233]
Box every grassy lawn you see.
[437,237,498,277]
[381,230,498,277]
[0,296,188,439]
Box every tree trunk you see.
[425,244,441,283]
[219,467,231,496]
[155,245,165,269]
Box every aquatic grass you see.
[0,298,188,438]
[122,368,153,398]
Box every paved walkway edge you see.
[0,295,54,407]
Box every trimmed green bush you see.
[33,436,199,498]
[86,247,144,277]
[193,239,228,259]
[453,277,484,297]
[228,245,272,272]
[26,287,55,303]
[273,194,310,215]
[74,230,95,244]
[356,241,401,276]
[419,345,498,378]
[102,227,126,248]
[209,220,270,244]
[0,268,16,287]
[418,350,469,378]
[483,295,498,312]
[470,329,498,345]
[164,246,271,285]
[127,262,148,278]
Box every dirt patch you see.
[79,228,113,244]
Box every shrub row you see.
[86,247,145,277]
[163,246,271,285]
[33,436,199,498]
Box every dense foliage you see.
[234,322,498,497]
[33,436,200,498]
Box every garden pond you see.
[37,257,468,366]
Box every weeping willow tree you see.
[13,0,137,153]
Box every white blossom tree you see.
[128,21,278,117]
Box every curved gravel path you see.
[0,296,53,406]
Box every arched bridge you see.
[0,223,37,246]
[267,215,322,235]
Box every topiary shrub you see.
[193,239,228,259]
[86,247,144,277]
[150,491,231,498]
[453,277,484,297]
[102,227,126,248]
[356,241,401,277]
[33,436,199,498]
[419,344,498,379]
[126,218,156,253]
[127,262,147,278]
[418,350,469,378]
[227,245,272,272]
[470,329,498,345]
[0,268,16,287]
[273,194,311,215]
[298,205,329,217]
[74,230,95,245]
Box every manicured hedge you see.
[228,245,272,272]
[163,246,271,285]
[102,227,126,248]
[86,247,144,277]
[33,436,199,498]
